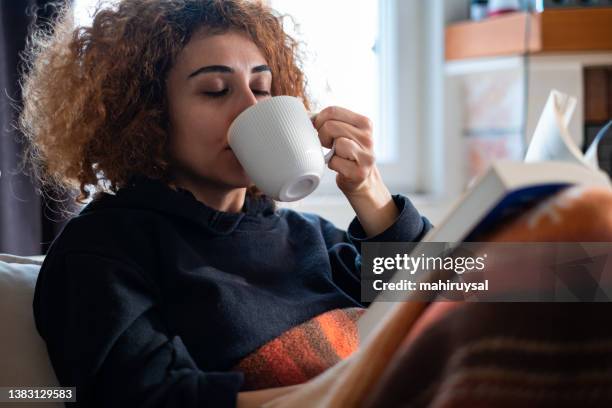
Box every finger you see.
[334,137,360,162]
[327,155,370,184]
[313,106,373,132]
[334,137,376,166]
[327,155,359,178]
[317,119,371,150]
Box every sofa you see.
[0,253,63,408]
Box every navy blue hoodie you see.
[33,176,431,407]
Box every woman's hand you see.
[312,106,377,196]
[312,107,399,237]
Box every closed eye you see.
[203,89,271,98]
[203,89,228,98]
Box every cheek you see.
[170,130,217,167]
[170,110,224,157]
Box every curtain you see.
[0,0,72,256]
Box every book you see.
[358,89,611,341]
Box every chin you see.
[223,162,251,186]
[175,165,250,190]
[221,171,251,189]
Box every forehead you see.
[174,29,268,73]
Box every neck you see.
[169,177,247,213]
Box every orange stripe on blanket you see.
[264,322,330,381]
[316,308,363,359]
[252,336,309,386]
[233,307,365,390]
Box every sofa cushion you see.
[0,253,63,407]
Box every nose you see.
[227,82,268,141]
[233,85,259,118]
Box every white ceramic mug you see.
[228,95,334,201]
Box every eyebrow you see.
[187,64,271,79]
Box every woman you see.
[20,0,431,406]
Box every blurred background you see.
[1,0,612,255]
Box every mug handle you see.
[310,112,336,164]
[324,139,336,164]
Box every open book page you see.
[524,89,611,171]
[523,90,585,165]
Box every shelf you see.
[445,8,612,61]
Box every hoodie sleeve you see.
[33,252,244,408]
[314,194,432,305]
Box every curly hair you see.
[18,0,310,205]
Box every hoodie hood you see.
[79,176,278,235]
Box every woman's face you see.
[165,30,272,190]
